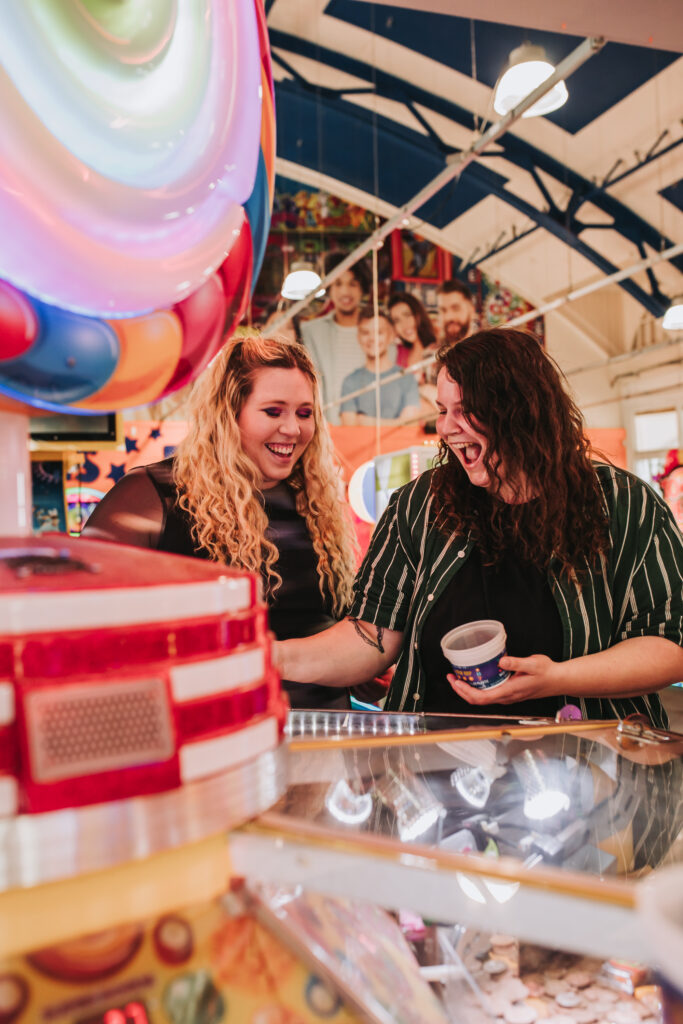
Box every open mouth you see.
[450,441,482,466]
[265,443,295,459]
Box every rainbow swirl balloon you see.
[0,0,275,413]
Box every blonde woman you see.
[83,335,358,709]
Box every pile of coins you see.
[454,934,661,1024]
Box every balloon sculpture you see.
[0,0,275,414]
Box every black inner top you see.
[83,458,348,710]
[420,536,565,717]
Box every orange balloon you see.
[74,310,183,411]
[260,65,276,207]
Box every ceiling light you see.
[281,261,323,301]
[493,43,568,119]
[662,296,683,331]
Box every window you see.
[626,403,679,487]
[634,409,678,452]
[631,408,680,488]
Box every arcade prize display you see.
[232,711,683,1024]
[348,445,438,526]
[3,561,682,1024]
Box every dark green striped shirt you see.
[350,463,683,726]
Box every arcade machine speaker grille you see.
[25,679,174,782]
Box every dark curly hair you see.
[431,327,610,577]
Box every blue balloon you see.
[0,299,119,408]
[244,150,271,290]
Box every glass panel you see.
[281,711,683,883]
[634,409,679,452]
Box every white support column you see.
[0,411,31,536]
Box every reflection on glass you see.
[325,779,373,826]
[375,769,445,842]
[451,766,492,809]
[513,750,570,822]
[280,711,683,882]
[456,872,487,905]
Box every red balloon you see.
[158,273,228,398]
[254,0,274,101]
[219,217,253,336]
[0,281,38,361]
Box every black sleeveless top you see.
[83,458,349,710]
[420,542,565,717]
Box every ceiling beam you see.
[270,27,683,301]
[351,0,683,52]
[274,75,671,315]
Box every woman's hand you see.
[447,636,683,706]
[447,654,563,705]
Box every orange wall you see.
[67,421,626,549]
[328,424,627,476]
[70,421,627,500]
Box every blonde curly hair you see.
[173,334,358,616]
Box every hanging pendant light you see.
[281,261,324,301]
[662,296,683,331]
[493,43,568,119]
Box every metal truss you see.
[269,30,683,317]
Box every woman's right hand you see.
[447,654,564,705]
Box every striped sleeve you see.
[612,474,683,646]
[349,480,423,632]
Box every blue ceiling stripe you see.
[275,81,501,227]
[661,178,683,214]
[270,28,682,283]
[324,1,679,133]
[274,77,670,315]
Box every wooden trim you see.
[244,812,636,908]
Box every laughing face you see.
[435,369,529,502]
[237,367,316,489]
[435,368,492,490]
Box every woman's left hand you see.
[447,654,563,705]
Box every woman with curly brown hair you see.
[83,334,359,709]
[277,327,683,725]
